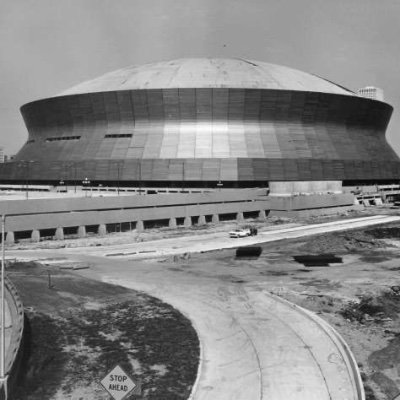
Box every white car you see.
[229,228,251,238]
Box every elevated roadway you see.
[63,214,400,260]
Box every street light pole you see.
[71,162,77,194]
[182,161,185,192]
[115,162,121,196]
[138,161,142,195]
[23,162,28,199]
[83,177,90,198]
[17,161,28,199]
[24,161,35,200]
[217,162,223,192]
[0,214,7,399]
[118,164,120,196]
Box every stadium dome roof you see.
[58,58,355,96]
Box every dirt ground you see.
[9,261,199,400]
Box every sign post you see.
[100,365,140,400]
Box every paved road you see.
[87,259,362,400]
[9,216,389,399]
[63,214,400,260]
[100,267,359,400]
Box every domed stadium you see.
[4,58,400,188]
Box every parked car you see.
[229,228,251,238]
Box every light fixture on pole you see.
[114,162,122,196]
[82,177,90,198]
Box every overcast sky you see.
[1,0,400,155]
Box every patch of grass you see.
[259,270,289,276]
[299,278,342,290]
[370,371,399,400]
[340,297,384,323]
[358,251,393,264]
[339,288,400,323]
[367,226,400,240]
[14,314,68,399]
[298,230,387,254]
[11,263,200,400]
[363,381,379,400]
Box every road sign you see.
[100,365,140,400]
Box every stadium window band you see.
[44,134,132,142]
[104,134,133,138]
[45,136,81,142]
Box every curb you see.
[4,277,24,375]
[187,317,203,400]
[267,292,365,400]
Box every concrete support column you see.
[259,210,267,220]
[184,216,191,227]
[78,226,86,238]
[98,224,107,236]
[212,214,219,224]
[136,220,144,232]
[5,232,14,245]
[31,229,40,242]
[55,227,64,240]
[236,212,244,222]
[198,215,206,225]
[169,218,177,229]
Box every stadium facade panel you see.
[5,58,400,186]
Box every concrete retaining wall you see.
[269,181,343,195]
[269,193,355,211]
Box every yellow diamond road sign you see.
[100,365,138,400]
